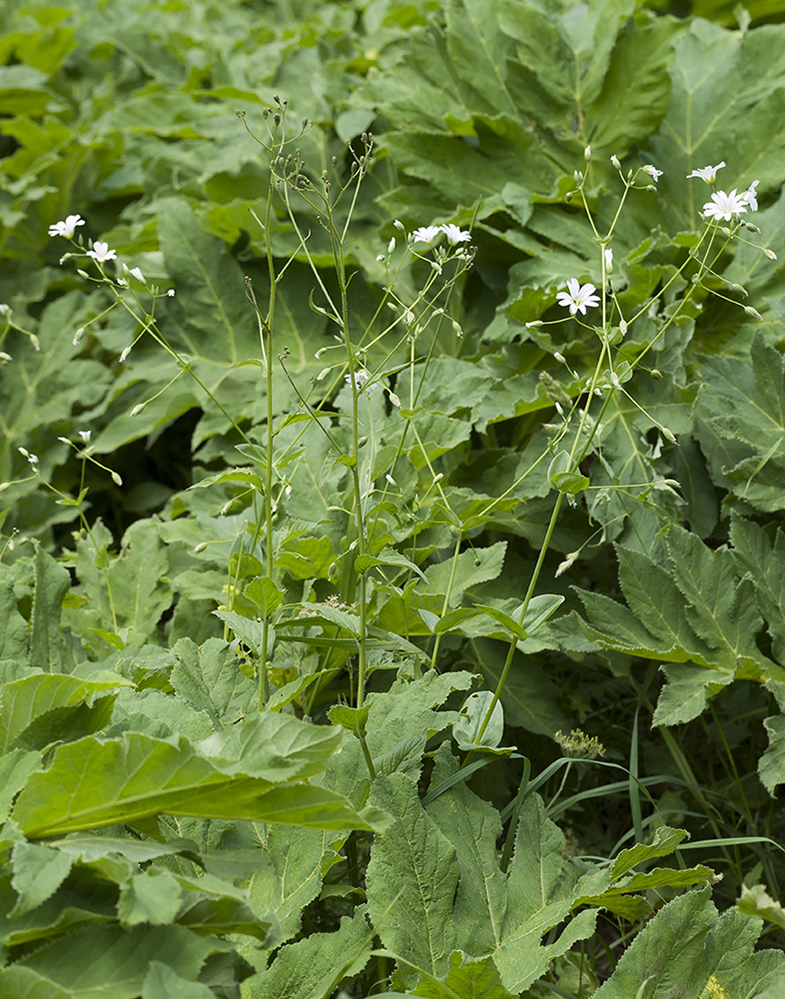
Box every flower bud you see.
[730,283,748,298]
[619,319,627,336]
[574,170,583,184]
[111,471,123,486]
[525,321,543,328]
[744,306,764,321]
[662,428,677,444]
[650,369,663,379]
[564,191,573,203]
[130,403,144,417]
[387,236,396,254]
[765,248,778,260]
[610,154,621,169]
[584,145,591,161]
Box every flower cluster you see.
[410,223,471,245]
[685,164,760,220]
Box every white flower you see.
[703,189,748,221]
[556,278,601,316]
[740,180,759,212]
[87,241,117,263]
[78,430,92,443]
[48,215,85,238]
[686,161,725,184]
[411,225,441,244]
[122,264,145,282]
[167,289,176,297]
[642,165,663,181]
[604,248,613,272]
[345,369,372,393]
[440,223,471,245]
[610,154,621,169]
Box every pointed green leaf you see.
[411,951,515,999]
[247,907,372,999]
[170,637,256,728]
[593,887,785,999]
[366,773,460,978]
[30,545,70,672]
[494,795,610,993]
[118,868,183,928]
[427,747,508,957]
[10,841,73,916]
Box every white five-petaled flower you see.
[48,214,85,239]
[440,223,471,244]
[686,162,725,184]
[87,241,117,263]
[642,165,663,181]
[556,278,601,316]
[703,189,748,221]
[740,180,759,212]
[411,225,441,244]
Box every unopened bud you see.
[73,327,85,346]
[553,352,566,364]
[610,154,620,169]
[743,222,761,233]
[193,542,208,554]
[645,184,657,192]
[661,428,677,444]
[619,319,627,336]
[525,320,543,328]
[584,145,591,161]
[389,392,401,408]
[650,369,662,379]
[744,306,764,321]
[387,236,396,254]
[77,269,89,279]
[451,320,463,337]
[111,471,123,486]
[119,346,131,362]
[394,219,405,230]
[130,404,144,417]
[574,170,583,184]
[564,191,573,203]
[730,283,748,298]
[764,248,778,260]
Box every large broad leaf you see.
[366,773,460,979]
[697,335,785,513]
[0,672,132,754]
[246,907,372,999]
[0,924,221,999]
[593,886,785,998]
[569,525,785,726]
[493,795,607,993]
[426,746,508,957]
[248,825,341,945]
[12,716,385,838]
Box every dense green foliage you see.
[3,0,785,996]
